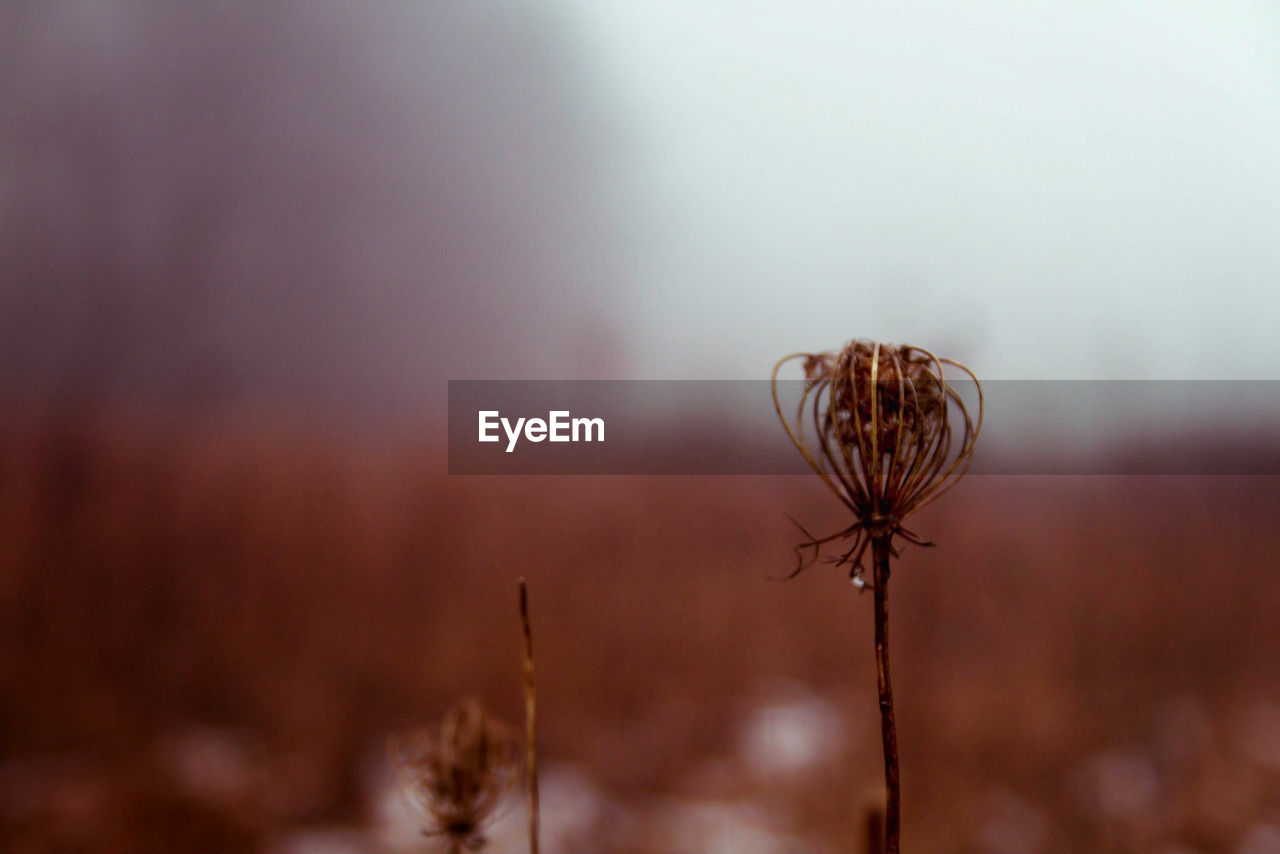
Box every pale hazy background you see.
[5,7,1280,852]
[3,0,1279,423]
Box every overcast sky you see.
[555,0,1280,380]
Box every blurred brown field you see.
[3,409,1280,854]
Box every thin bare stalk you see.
[772,339,981,854]
[871,535,900,854]
[519,578,540,854]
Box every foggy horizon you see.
[4,1,1279,416]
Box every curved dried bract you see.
[391,699,519,853]
[771,339,983,583]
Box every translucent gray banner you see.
[448,380,1280,475]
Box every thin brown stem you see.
[872,536,900,854]
[519,578,540,854]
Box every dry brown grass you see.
[2,408,1280,852]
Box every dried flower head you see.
[391,699,519,853]
[771,339,983,584]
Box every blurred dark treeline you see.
[0,2,624,415]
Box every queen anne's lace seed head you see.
[772,339,983,583]
[392,699,519,853]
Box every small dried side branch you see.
[391,700,517,853]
